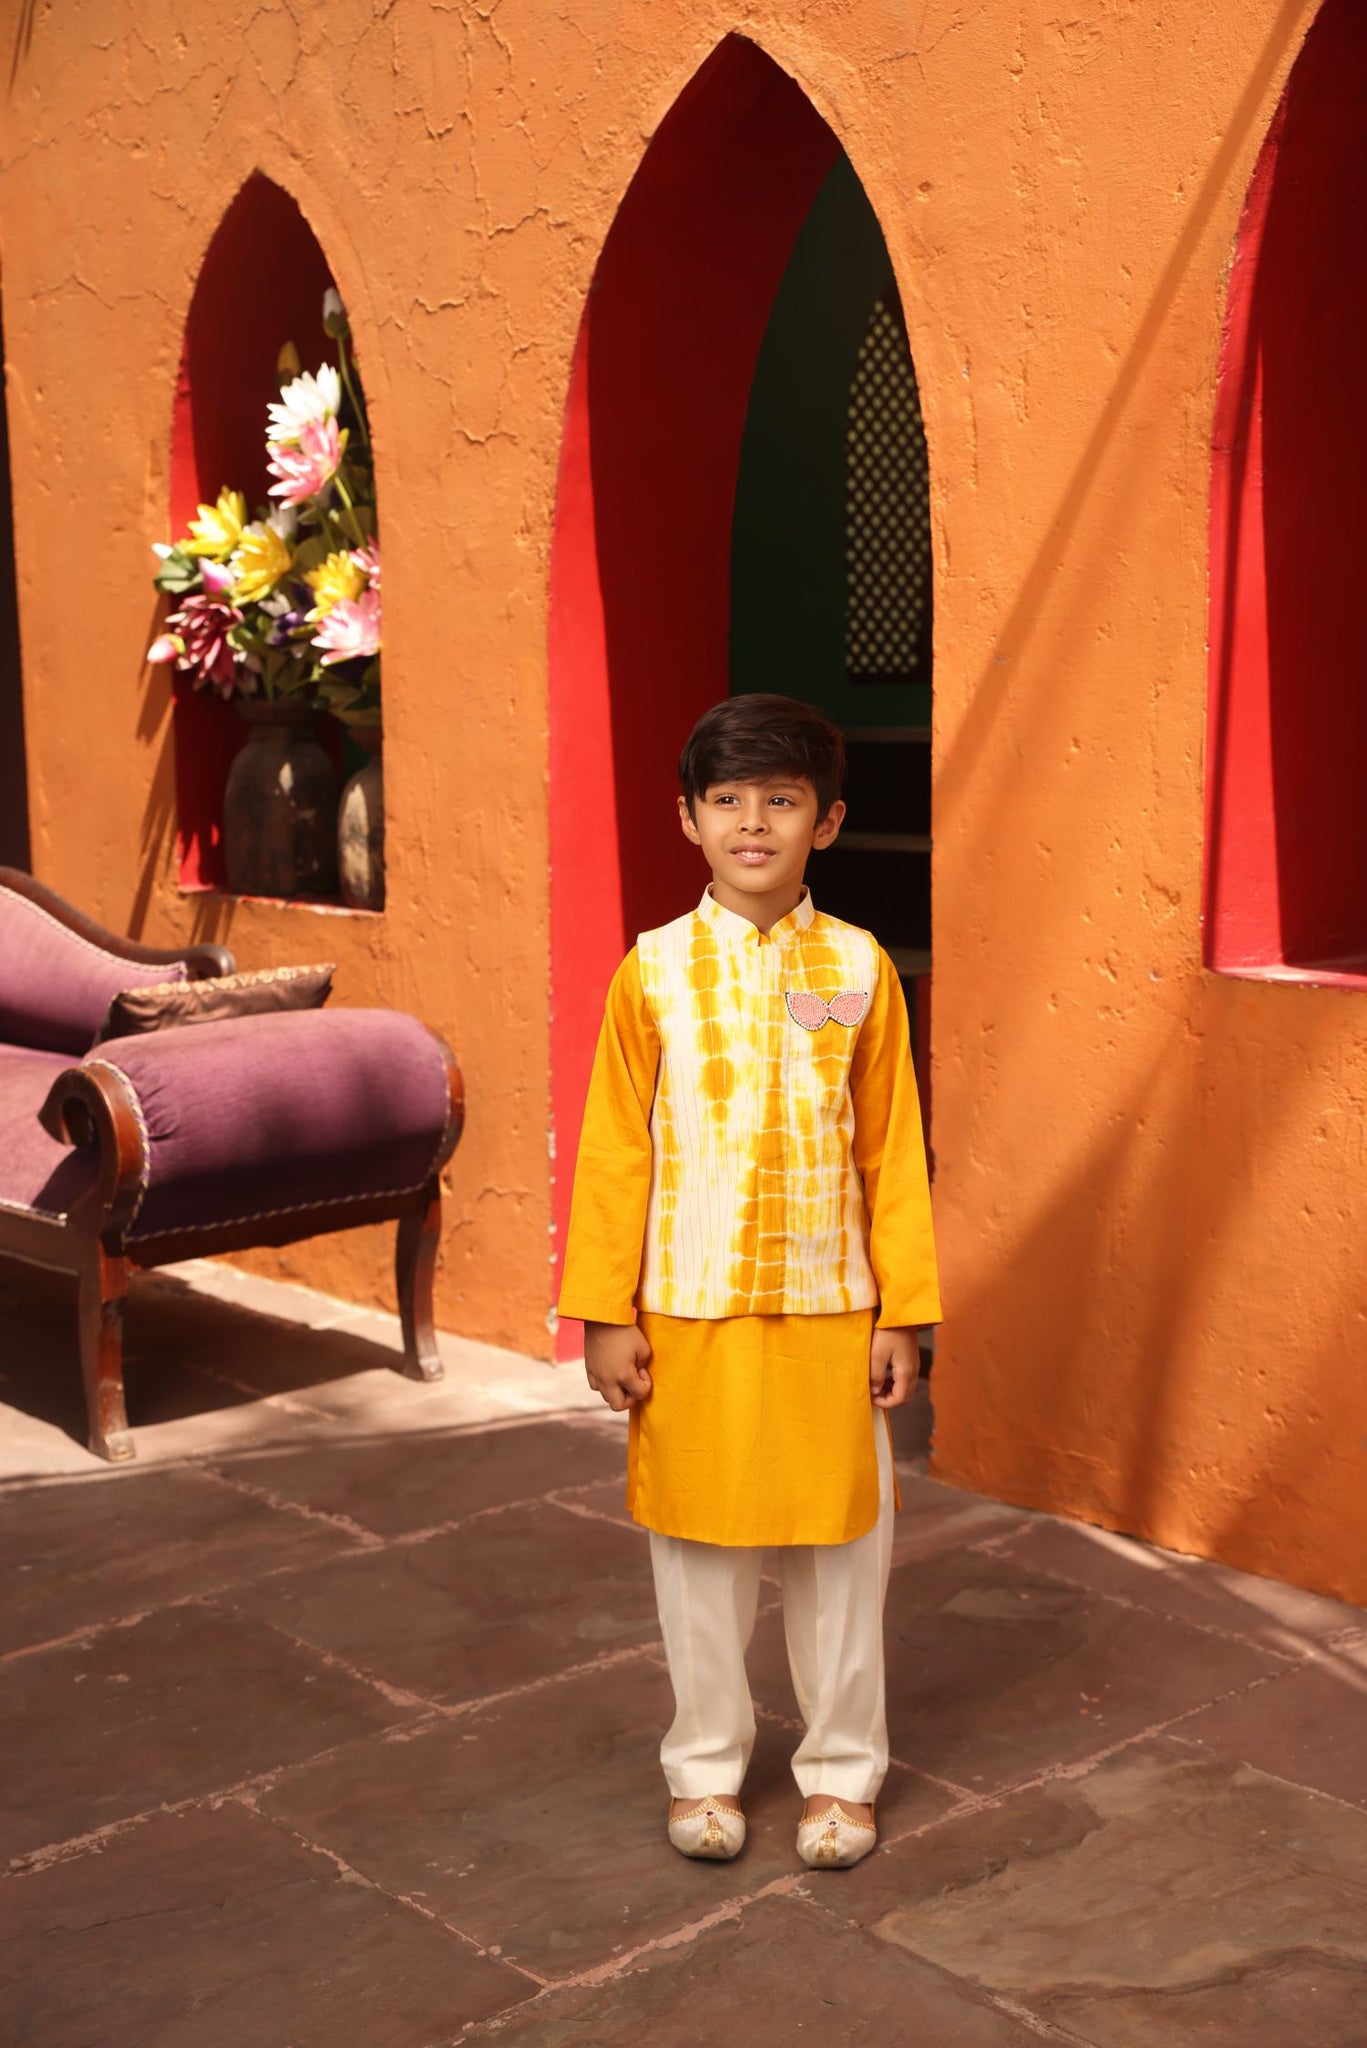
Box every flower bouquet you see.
[149,289,380,727]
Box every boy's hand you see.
[870,1325,920,1409]
[584,1320,654,1412]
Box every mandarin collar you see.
[697,886,816,948]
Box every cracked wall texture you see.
[3,0,1363,1602]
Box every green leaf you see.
[153,546,202,596]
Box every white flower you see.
[321,288,348,338]
[266,364,342,446]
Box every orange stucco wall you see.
[2,1,1362,1601]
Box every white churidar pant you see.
[648,1414,894,1803]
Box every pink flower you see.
[159,592,244,696]
[200,558,235,596]
[267,417,345,507]
[312,588,381,666]
[349,540,381,594]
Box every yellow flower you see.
[182,489,246,559]
[306,549,366,618]
[277,339,302,380]
[231,521,294,605]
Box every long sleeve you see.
[557,948,661,1325]
[849,949,942,1329]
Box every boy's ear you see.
[812,798,846,850]
[677,794,702,845]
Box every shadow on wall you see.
[0,287,29,871]
[923,0,1367,1595]
[931,982,1365,1603]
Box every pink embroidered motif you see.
[785,988,870,1031]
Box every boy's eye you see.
[769,795,794,807]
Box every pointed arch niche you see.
[1205,1,1367,985]
[170,174,339,892]
[548,36,933,1336]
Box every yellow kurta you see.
[628,1310,885,1545]
[559,888,940,1546]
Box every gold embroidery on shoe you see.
[805,1803,877,1832]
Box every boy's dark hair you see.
[678,695,846,819]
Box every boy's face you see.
[678,774,845,909]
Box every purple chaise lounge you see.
[0,867,464,1461]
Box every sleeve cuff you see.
[556,1296,638,1326]
[876,1296,943,1330]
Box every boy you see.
[558,694,940,1869]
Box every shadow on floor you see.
[0,1269,1364,2046]
[0,1262,428,1456]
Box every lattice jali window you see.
[844,291,932,682]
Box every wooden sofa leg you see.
[396,1183,444,1382]
[78,1248,135,1462]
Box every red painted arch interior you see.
[1205,0,1367,984]
[169,175,337,891]
[547,37,840,1347]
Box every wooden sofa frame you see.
[0,868,466,1461]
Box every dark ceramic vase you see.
[337,724,385,911]
[223,698,339,899]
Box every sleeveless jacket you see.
[558,887,940,1331]
[635,888,881,1318]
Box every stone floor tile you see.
[748,1546,1280,1793]
[231,1499,661,1704]
[0,1801,531,2048]
[891,1471,1035,1566]
[220,1416,625,1537]
[463,1895,1048,2047]
[0,1604,412,1864]
[557,1476,635,1529]
[1175,1639,1367,1807]
[1036,1951,1367,2048]
[985,1515,1367,1653]
[0,1465,360,1655]
[888,1374,935,1470]
[851,1738,1367,2047]
[263,1659,954,1981]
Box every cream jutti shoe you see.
[796,1802,878,1870]
[667,1797,746,1861]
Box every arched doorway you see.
[548,36,933,1337]
[729,149,932,1072]
[1205,0,1367,982]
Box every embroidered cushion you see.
[94,963,335,1043]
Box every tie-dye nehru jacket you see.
[559,888,941,1331]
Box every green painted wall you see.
[729,152,931,729]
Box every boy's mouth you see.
[729,847,775,865]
